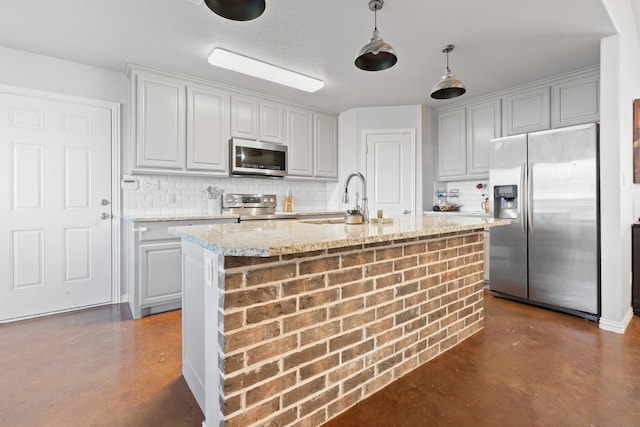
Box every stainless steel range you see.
[223,193,297,221]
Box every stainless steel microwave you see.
[230,138,287,177]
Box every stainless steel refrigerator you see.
[489,123,600,320]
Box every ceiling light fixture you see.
[204,0,265,21]
[430,44,466,99]
[208,48,324,93]
[355,0,397,72]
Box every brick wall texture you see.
[217,230,485,427]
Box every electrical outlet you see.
[141,179,159,191]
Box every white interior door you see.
[0,92,113,321]
[364,129,416,216]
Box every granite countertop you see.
[122,210,346,222]
[169,215,510,257]
[122,213,240,222]
[422,210,490,218]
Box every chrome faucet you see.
[342,171,369,223]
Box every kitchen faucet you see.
[342,172,369,223]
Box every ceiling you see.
[0,0,616,113]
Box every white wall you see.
[0,47,128,103]
[422,107,437,212]
[336,105,428,214]
[599,0,640,332]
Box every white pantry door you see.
[364,129,416,216]
[0,93,113,321]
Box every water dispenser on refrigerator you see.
[494,185,518,219]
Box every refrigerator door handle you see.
[528,161,534,234]
[520,161,527,234]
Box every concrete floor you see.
[1,291,638,426]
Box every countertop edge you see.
[169,218,509,257]
[123,214,240,222]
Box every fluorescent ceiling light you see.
[208,48,324,93]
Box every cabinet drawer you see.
[133,219,227,241]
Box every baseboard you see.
[599,307,634,334]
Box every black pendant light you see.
[355,0,397,72]
[204,0,266,21]
[430,44,466,99]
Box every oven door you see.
[230,138,287,177]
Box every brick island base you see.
[182,229,485,427]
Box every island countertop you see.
[168,215,509,257]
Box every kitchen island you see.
[169,215,509,427]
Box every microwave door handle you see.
[520,162,526,234]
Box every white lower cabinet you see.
[139,241,182,308]
[125,218,236,319]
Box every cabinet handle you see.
[132,227,148,233]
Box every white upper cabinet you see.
[259,101,286,143]
[186,85,230,175]
[437,100,500,181]
[287,107,314,176]
[127,65,338,180]
[314,113,338,178]
[436,67,599,182]
[231,96,286,143]
[230,95,258,140]
[551,72,600,128]
[467,99,501,176]
[503,86,550,136]
[135,73,186,169]
[437,108,467,179]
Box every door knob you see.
[403,209,412,214]
[101,199,110,206]
[100,212,111,220]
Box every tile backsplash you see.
[433,180,489,213]
[123,175,337,216]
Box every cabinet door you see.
[467,99,501,176]
[186,86,230,174]
[503,86,550,136]
[259,101,285,143]
[551,73,599,128]
[135,74,185,169]
[437,108,467,179]
[139,241,182,306]
[231,95,258,139]
[314,113,338,178]
[287,107,314,176]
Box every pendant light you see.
[204,0,266,21]
[355,0,397,72]
[430,44,466,99]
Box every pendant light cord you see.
[374,8,378,31]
